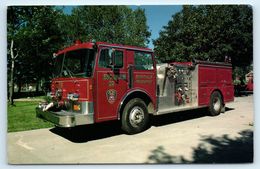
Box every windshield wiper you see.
[62,64,74,77]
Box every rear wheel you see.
[121,98,150,134]
[209,91,223,116]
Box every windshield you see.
[54,49,95,78]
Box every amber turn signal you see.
[73,104,80,111]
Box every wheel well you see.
[211,89,224,103]
[118,91,154,119]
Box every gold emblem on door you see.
[106,89,117,104]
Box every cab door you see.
[95,47,127,122]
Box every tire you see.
[121,98,150,134]
[209,91,223,116]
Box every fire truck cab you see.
[36,41,234,134]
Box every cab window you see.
[99,48,123,68]
[114,50,123,68]
[134,51,154,70]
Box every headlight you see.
[55,89,62,98]
[67,93,79,101]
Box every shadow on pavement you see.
[50,120,123,143]
[225,107,234,112]
[50,106,234,143]
[146,129,253,163]
[151,106,234,127]
[151,108,208,127]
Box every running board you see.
[155,105,208,116]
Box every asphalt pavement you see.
[7,95,254,164]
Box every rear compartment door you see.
[217,67,234,102]
[198,65,217,105]
[198,64,234,106]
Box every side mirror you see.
[108,48,115,69]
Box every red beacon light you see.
[75,40,82,45]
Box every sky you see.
[63,5,182,49]
[131,5,182,49]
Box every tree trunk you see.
[9,39,17,105]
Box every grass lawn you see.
[8,101,54,132]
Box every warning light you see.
[75,40,82,45]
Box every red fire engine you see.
[36,41,234,134]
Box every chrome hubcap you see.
[129,106,145,128]
[213,97,221,112]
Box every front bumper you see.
[36,106,94,128]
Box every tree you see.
[18,7,65,91]
[153,5,253,69]
[7,5,151,104]
[61,6,151,47]
[7,6,65,104]
[7,6,27,105]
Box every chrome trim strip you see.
[80,101,94,115]
[193,65,199,107]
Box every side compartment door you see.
[198,65,217,105]
[95,47,127,122]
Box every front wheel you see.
[121,98,150,134]
[209,91,223,116]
